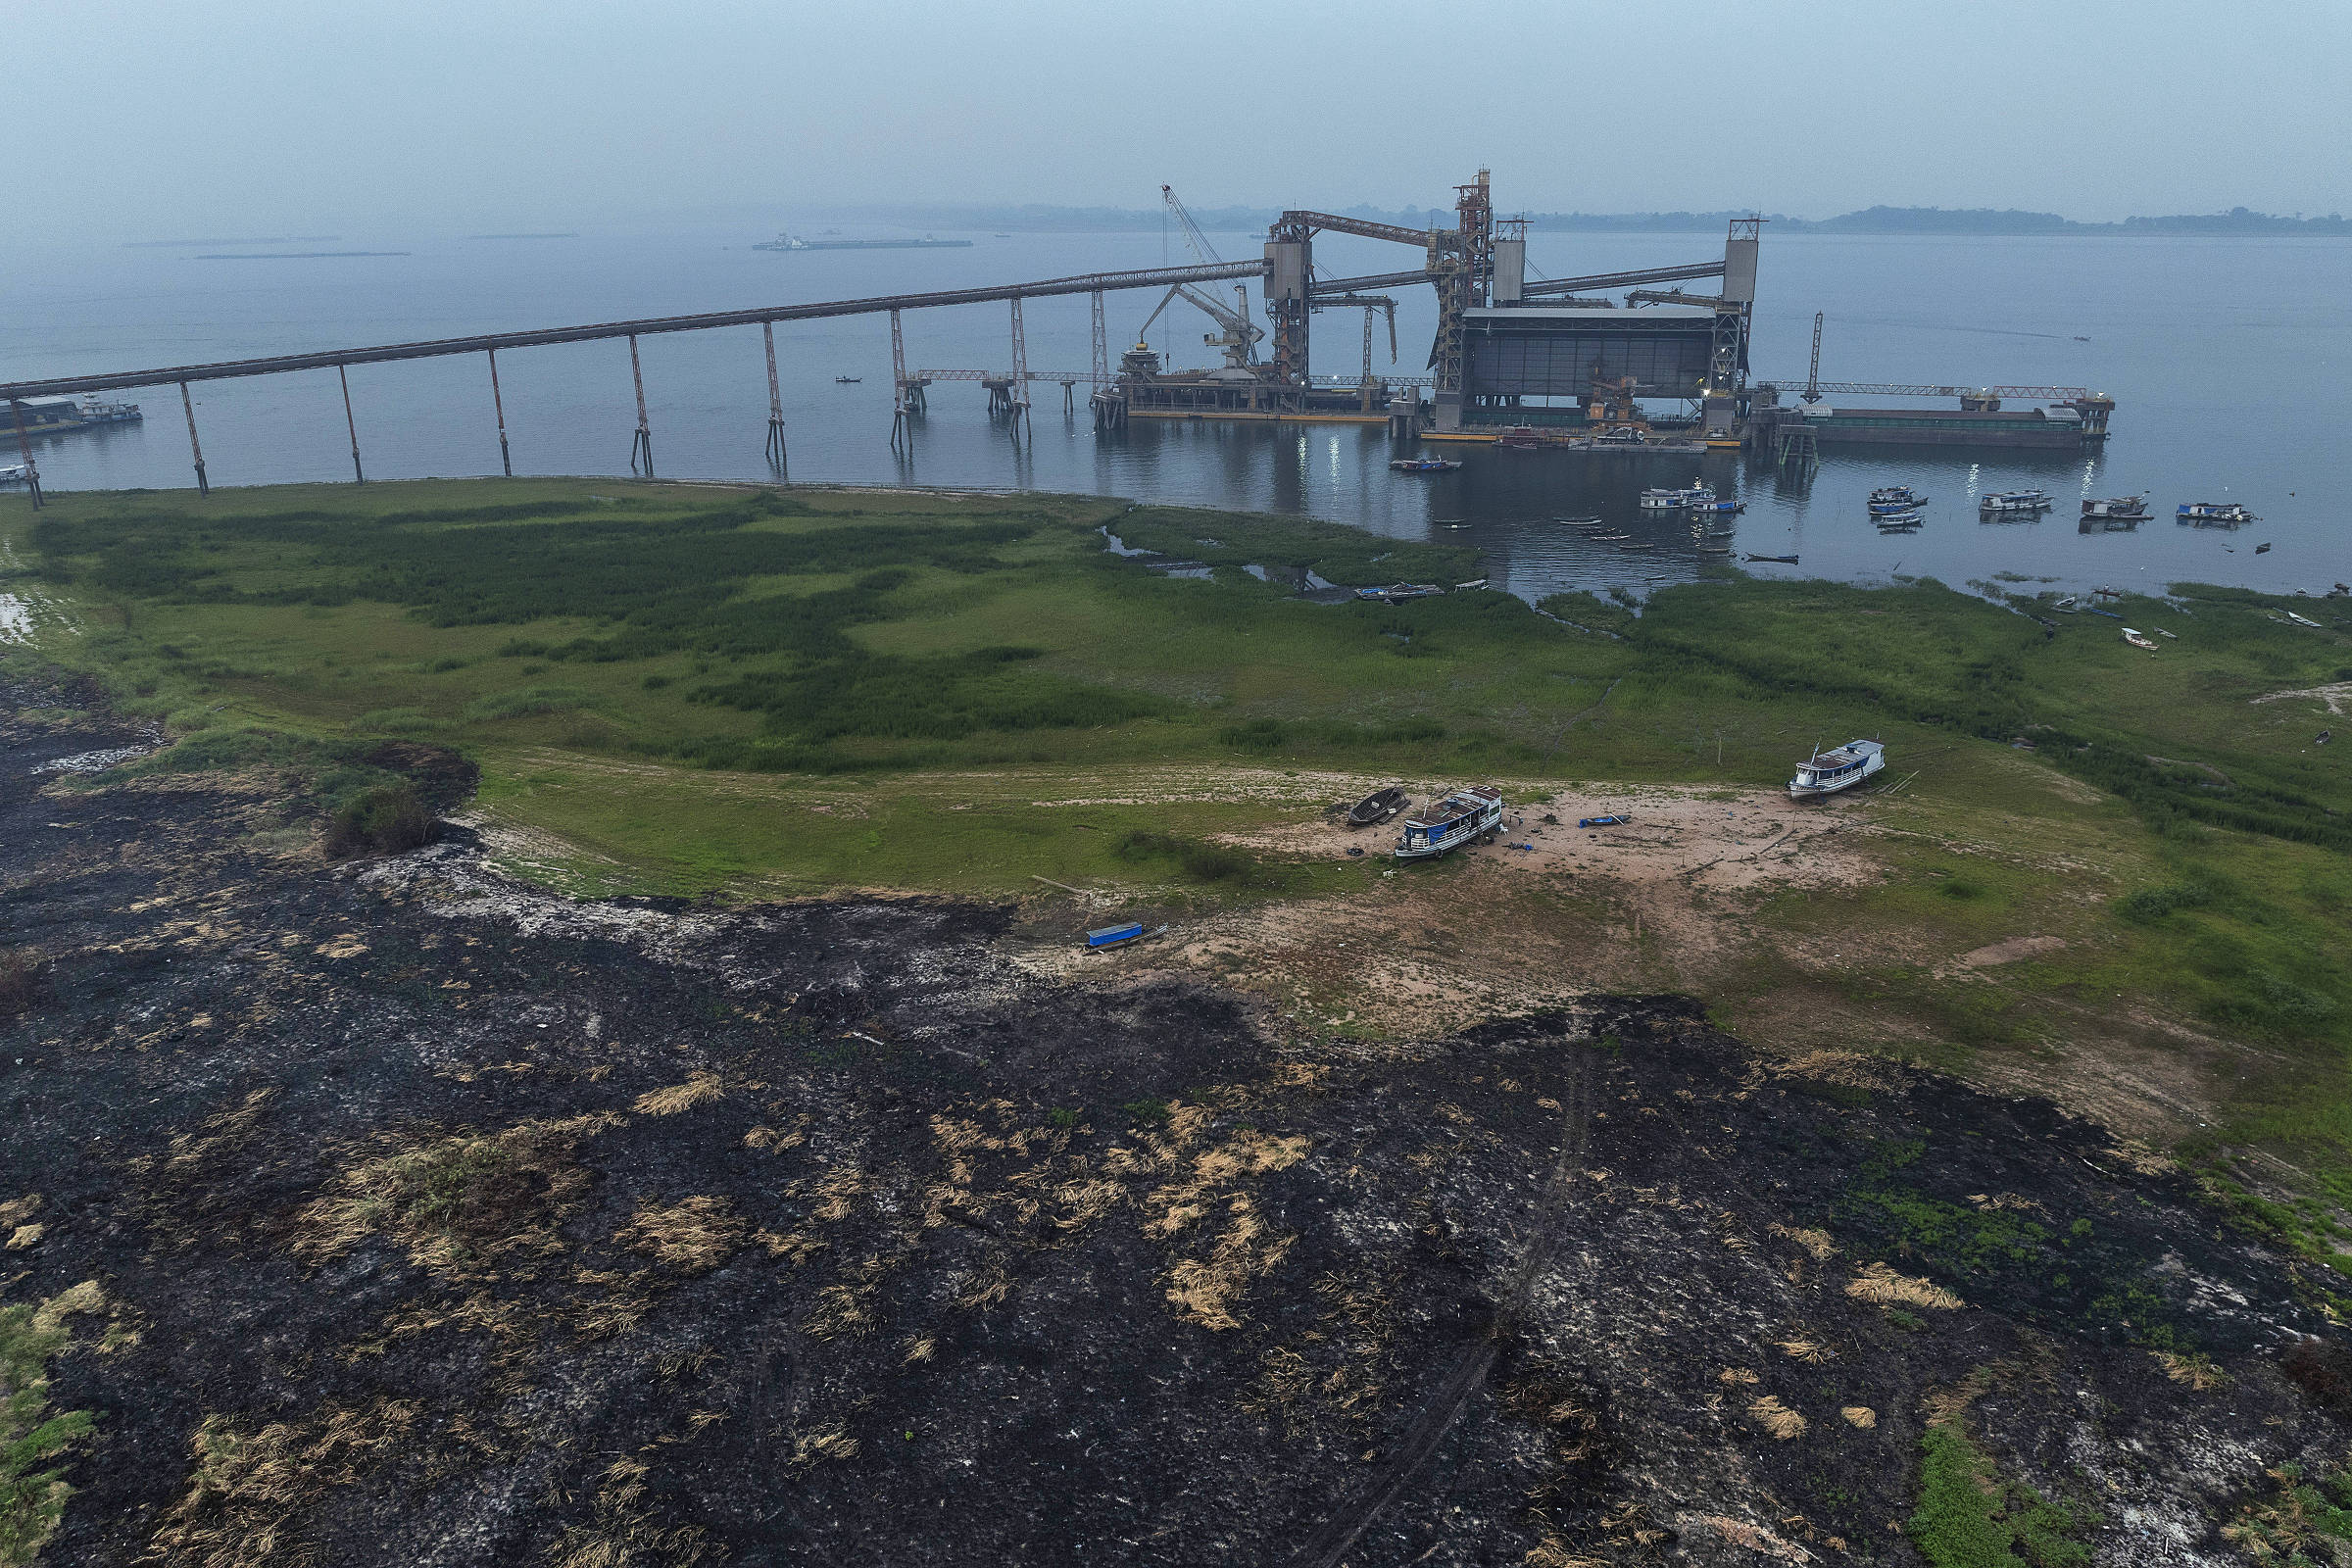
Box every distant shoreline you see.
[798,203,2352,239]
[122,236,341,248]
[195,251,413,260]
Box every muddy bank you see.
[3,674,2347,1567]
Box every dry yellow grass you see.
[2153,1350,2230,1391]
[753,1228,826,1264]
[149,1399,421,1566]
[1767,1223,1838,1261]
[1164,1195,1296,1331]
[1776,1336,1836,1365]
[633,1072,723,1116]
[1844,1260,1964,1311]
[1841,1405,1878,1428]
[1747,1395,1807,1440]
[1718,1367,1761,1386]
[614,1196,743,1274]
[295,1112,617,1280]
[786,1424,858,1468]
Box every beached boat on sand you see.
[1396,785,1505,859]
[1788,739,1885,801]
[1347,786,1411,827]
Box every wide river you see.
[5,224,2345,601]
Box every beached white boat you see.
[1395,784,1505,859]
[1788,739,1886,801]
[2122,627,2158,651]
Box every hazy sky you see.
[21,0,2350,238]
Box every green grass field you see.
[6,475,2351,1250]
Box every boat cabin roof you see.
[1802,740,1882,771]
[1400,785,1502,828]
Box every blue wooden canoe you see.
[1578,814,1629,828]
[1087,921,1147,949]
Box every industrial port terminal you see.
[0,171,2112,504]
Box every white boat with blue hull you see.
[1789,739,1886,800]
[1396,784,1505,859]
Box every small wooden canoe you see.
[1348,786,1411,826]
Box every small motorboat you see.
[1789,739,1886,800]
[2286,611,2323,628]
[1744,553,1800,564]
[2178,501,2256,523]
[2256,542,2273,555]
[1454,577,1489,590]
[1356,582,1444,602]
[2122,628,2158,651]
[1871,485,1927,508]
[2082,496,2151,520]
[1641,485,1716,511]
[1588,532,1631,542]
[1347,785,1412,827]
[835,375,862,383]
[1559,515,1602,526]
[0,464,27,487]
[1396,785,1506,860]
[1390,457,1463,473]
[2054,595,2078,611]
[1496,426,1547,451]
[1593,426,1647,445]
[1695,545,1735,555]
[1981,490,2052,514]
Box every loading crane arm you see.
[1308,293,1397,362]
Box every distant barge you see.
[4,394,142,439]
[754,233,972,252]
[1750,391,2113,451]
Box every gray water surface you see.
[5,224,2344,602]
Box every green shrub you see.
[324,782,434,858]
[352,708,444,736]
[462,685,592,722]
[2113,882,2214,922]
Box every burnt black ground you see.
[3,668,2347,1568]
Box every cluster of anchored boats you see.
[1868,485,2261,530]
[1638,483,1741,515]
